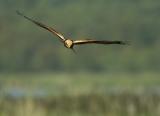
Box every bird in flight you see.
[17,11,128,52]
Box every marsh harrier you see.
[17,11,128,52]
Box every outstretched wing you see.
[73,39,127,45]
[16,11,65,42]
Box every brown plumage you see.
[17,11,128,51]
[73,40,126,45]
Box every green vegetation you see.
[0,0,160,115]
[0,0,159,72]
[0,72,159,95]
[0,73,160,116]
[1,93,160,116]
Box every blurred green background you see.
[0,0,160,116]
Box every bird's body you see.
[17,11,128,52]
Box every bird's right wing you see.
[16,11,65,42]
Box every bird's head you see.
[64,39,74,48]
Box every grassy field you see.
[0,72,160,116]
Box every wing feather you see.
[17,11,65,42]
[73,39,127,45]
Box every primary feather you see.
[16,11,65,42]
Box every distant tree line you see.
[0,0,159,72]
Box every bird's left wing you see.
[73,39,127,45]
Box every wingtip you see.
[16,10,20,14]
[120,41,130,45]
[16,10,23,16]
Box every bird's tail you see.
[71,48,77,54]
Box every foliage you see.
[1,93,160,116]
[0,0,160,72]
[0,73,160,116]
